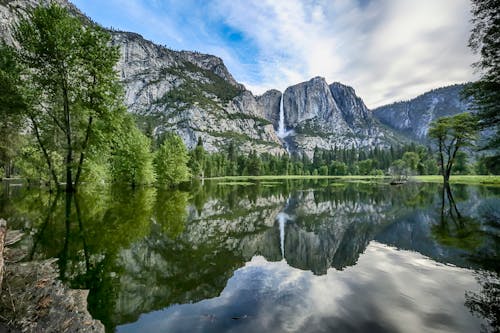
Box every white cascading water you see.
[277,94,288,139]
[276,212,288,259]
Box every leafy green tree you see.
[110,123,155,186]
[357,159,374,175]
[154,133,190,186]
[428,113,477,183]
[402,152,420,173]
[463,0,500,172]
[423,158,439,175]
[318,165,329,176]
[452,151,472,174]
[329,161,347,176]
[12,3,123,191]
[0,43,26,178]
[389,159,409,181]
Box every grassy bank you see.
[412,175,500,185]
[207,175,500,186]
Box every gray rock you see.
[372,84,470,142]
[283,76,345,131]
[256,89,282,131]
[329,82,371,129]
[276,77,401,157]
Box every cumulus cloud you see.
[210,0,478,107]
[73,0,478,108]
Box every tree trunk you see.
[31,116,59,186]
[444,170,451,184]
[63,84,74,193]
[74,116,93,189]
[0,219,6,291]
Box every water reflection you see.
[1,180,499,332]
[120,244,482,333]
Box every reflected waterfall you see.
[277,212,290,260]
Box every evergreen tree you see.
[189,136,206,178]
[463,0,500,172]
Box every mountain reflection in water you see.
[120,244,481,333]
[1,180,498,332]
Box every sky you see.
[71,0,479,108]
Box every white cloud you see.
[209,0,478,108]
[74,0,479,108]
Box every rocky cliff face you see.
[0,0,286,155]
[329,82,372,128]
[256,89,282,131]
[110,30,285,154]
[372,84,470,142]
[275,77,401,157]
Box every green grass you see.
[216,181,255,186]
[412,175,500,185]
[208,175,500,186]
[208,175,389,181]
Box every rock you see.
[178,51,243,88]
[278,77,402,157]
[329,82,371,129]
[256,89,282,131]
[0,257,104,332]
[283,76,345,131]
[372,84,471,142]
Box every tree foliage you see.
[110,121,155,186]
[0,43,26,178]
[10,3,123,190]
[463,0,500,170]
[154,133,190,186]
[428,113,477,183]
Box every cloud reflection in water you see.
[119,241,482,333]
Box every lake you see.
[1,179,499,332]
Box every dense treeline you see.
[187,139,485,178]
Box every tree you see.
[189,137,205,178]
[357,159,373,175]
[402,152,420,174]
[154,133,190,186]
[110,123,155,186]
[463,0,500,172]
[428,113,477,183]
[12,3,123,191]
[452,151,472,174]
[0,43,26,178]
[246,150,261,176]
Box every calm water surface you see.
[1,180,499,332]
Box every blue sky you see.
[72,0,478,108]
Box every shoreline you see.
[0,227,104,333]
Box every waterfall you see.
[277,94,288,139]
[276,212,289,259]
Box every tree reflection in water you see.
[1,180,499,332]
[431,184,499,333]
